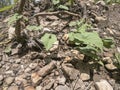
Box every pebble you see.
[25,67,31,73]
[24,86,35,90]
[117,47,120,53]
[105,64,117,71]
[31,72,42,85]
[72,78,85,90]
[5,70,14,75]
[57,76,66,85]
[29,63,38,70]
[103,52,113,57]
[80,73,90,81]
[55,85,70,90]
[102,57,113,64]
[95,79,113,90]
[0,75,4,81]
[0,75,3,85]
[108,79,115,87]
[49,41,59,52]
[62,64,80,80]
[0,63,2,68]
[5,77,14,85]
[7,85,19,90]
[42,79,55,90]
[114,83,120,90]
[15,76,28,86]
[89,86,96,90]
[36,86,42,90]
[96,0,106,6]
[15,59,21,64]
[11,48,19,55]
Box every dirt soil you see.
[0,0,120,90]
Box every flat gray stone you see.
[8,86,19,90]
[55,85,70,90]
[95,79,113,90]
[5,77,14,85]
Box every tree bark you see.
[15,0,26,40]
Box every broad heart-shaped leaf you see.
[52,0,60,5]
[41,33,57,50]
[58,5,69,10]
[74,32,103,51]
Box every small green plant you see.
[68,20,113,60]
[51,0,75,10]
[40,33,57,50]
[8,13,23,25]
[26,25,43,31]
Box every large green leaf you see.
[74,32,103,51]
[41,33,57,50]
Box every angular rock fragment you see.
[80,73,90,81]
[37,61,56,77]
[62,63,80,80]
[31,72,42,85]
[5,77,14,85]
[55,85,70,90]
[72,78,85,90]
[95,80,113,90]
[7,86,19,90]
[105,64,117,71]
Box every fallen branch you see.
[34,11,81,18]
[0,39,12,45]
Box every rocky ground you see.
[0,0,120,90]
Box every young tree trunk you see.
[15,0,26,40]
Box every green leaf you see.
[0,5,13,12]
[41,33,57,50]
[8,13,22,25]
[74,32,103,51]
[98,60,104,66]
[4,46,11,54]
[58,5,69,10]
[69,21,77,27]
[26,25,42,31]
[52,0,60,5]
[77,23,88,33]
[102,38,114,48]
[115,53,120,65]
[68,32,75,41]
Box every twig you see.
[34,11,81,18]
[0,39,12,45]
[84,81,93,90]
